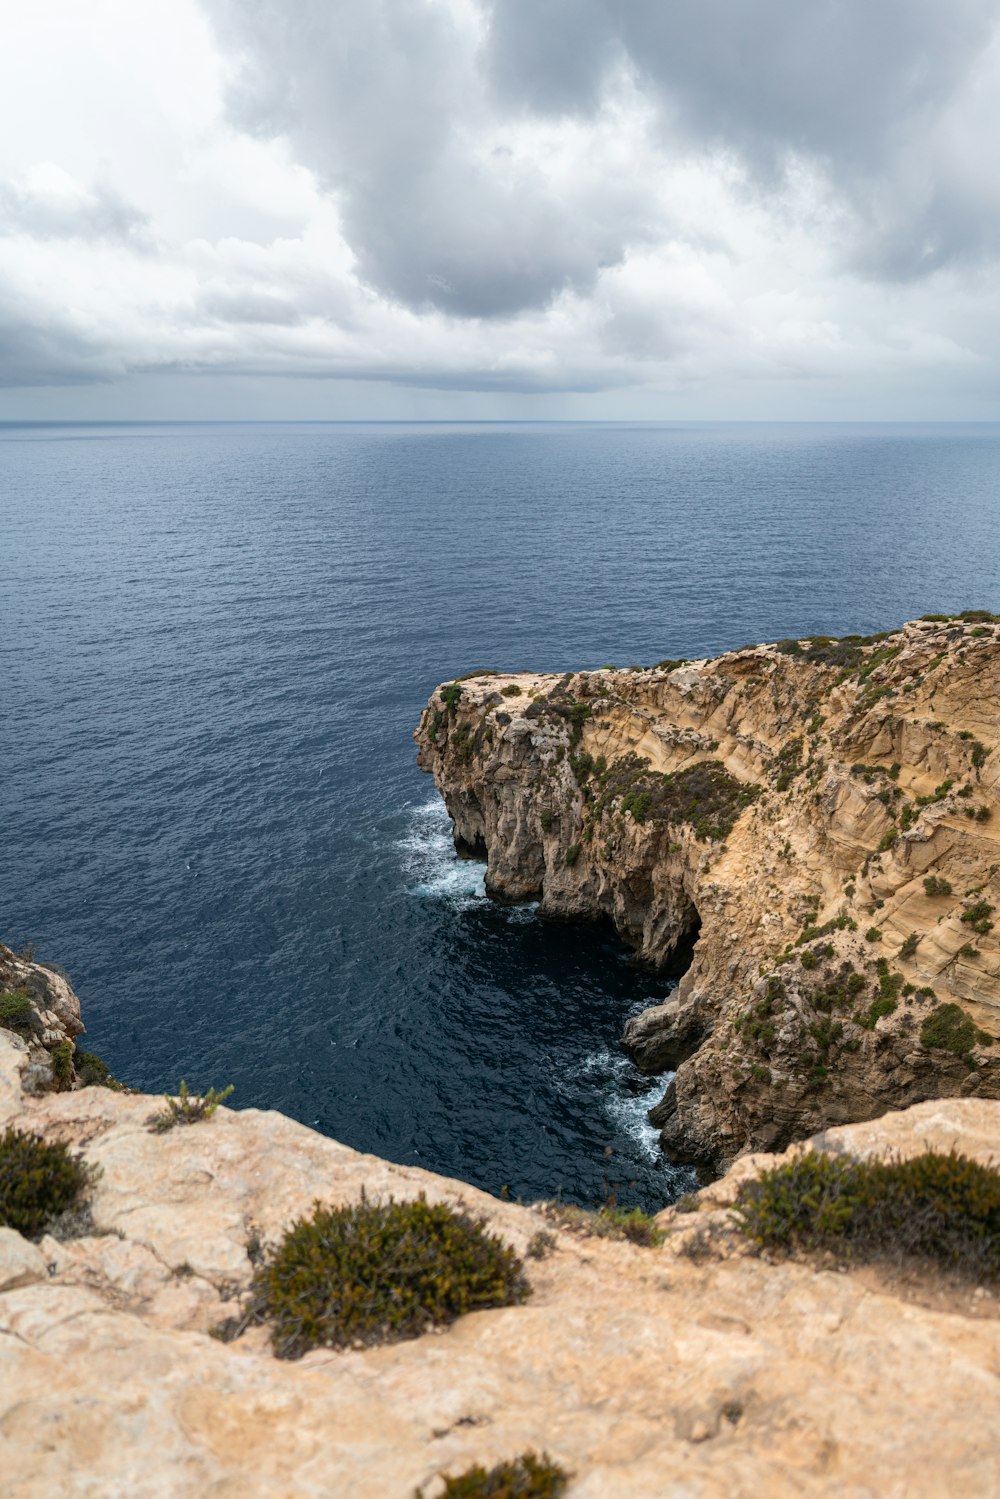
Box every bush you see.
[148,1079,234,1133]
[74,1049,123,1090]
[50,1040,74,1091]
[0,989,34,1029]
[734,1148,1000,1280]
[923,875,953,897]
[898,932,920,960]
[865,927,882,943]
[596,757,760,843]
[253,1194,530,1359]
[961,901,995,936]
[564,843,581,867]
[501,683,522,697]
[0,1127,89,1239]
[539,1202,663,1247]
[920,1003,981,1059]
[430,1452,569,1498]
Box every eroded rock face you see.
[0,944,84,1096]
[1,1030,999,1497]
[415,618,1000,1170]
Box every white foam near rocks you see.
[398,800,486,907]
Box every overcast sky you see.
[2,0,1000,420]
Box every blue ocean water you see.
[3,420,999,1209]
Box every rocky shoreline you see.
[416,613,1000,1173]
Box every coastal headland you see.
[416,612,1000,1172]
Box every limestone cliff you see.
[415,613,1000,1171]
[2,981,1000,1496]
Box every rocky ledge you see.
[415,612,1000,1171]
[1,964,1000,1497]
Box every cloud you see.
[0,0,999,412]
[200,0,1000,310]
[0,165,150,245]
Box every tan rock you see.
[0,1227,47,1292]
[415,621,1000,1167]
[1,1027,999,1497]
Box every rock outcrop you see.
[2,1002,1000,1496]
[415,614,1000,1171]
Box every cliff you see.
[1,965,999,1496]
[415,613,1000,1171]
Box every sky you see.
[2,0,1000,421]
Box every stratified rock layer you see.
[1,1026,1000,1497]
[415,616,1000,1169]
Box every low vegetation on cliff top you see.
[424,1452,569,1498]
[251,1193,530,1359]
[0,1126,89,1240]
[593,756,760,842]
[147,1079,234,1132]
[734,1149,1000,1281]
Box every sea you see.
[3,420,999,1210]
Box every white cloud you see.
[0,0,998,414]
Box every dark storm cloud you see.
[203,0,655,317]
[489,0,1000,282]
[202,0,1000,314]
[488,0,990,167]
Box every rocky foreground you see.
[416,613,1000,1171]
[1,966,1000,1497]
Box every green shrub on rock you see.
[427,1452,569,1498]
[0,990,35,1030]
[0,1126,89,1239]
[919,1003,990,1061]
[253,1194,530,1359]
[148,1079,234,1132]
[734,1148,1000,1280]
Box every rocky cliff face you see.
[416,614,1000,1171]
[2,983,1000,1497]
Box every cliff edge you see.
[1,958,999,1496]
[416,613,1000,1171]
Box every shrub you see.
[501,683,522,697]
[961,901,995,936]
[923,875,953,897]
[148,1079,234,1133]
[539,810,555,833]
[898,933,920,960]
[525,1230,557,1260]
[564,843,581,867]
[734,1149,1000,1280]
[865,927,882,943]
[74,1049,122,1090]
[0,1127,89,1239]
[971,741,988,769]
[0,989,34,1029]
[253,1194,530,1359]
[50,1040,74,1092]
[430,1452,569,1498]
[920,1003,979,1060]
[441,684,463,712]
[596,756,759,843]
[539,1202,663,1247]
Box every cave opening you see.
[664,904,701,980]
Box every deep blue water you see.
[3,421,999,1210]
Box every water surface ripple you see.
[3,421,999,1207]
